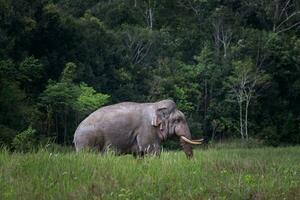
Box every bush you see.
[12,126,37,152]
[260,126,280,146]
[0,125,17,148]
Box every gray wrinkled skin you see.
[73,99,194,158]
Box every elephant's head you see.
[151,100,203,159]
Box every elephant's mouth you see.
[180,136,204,145]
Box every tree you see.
[18,56,44,96]
[75,83,110,117]
[39,62,110,144]
[39,80,78,143]
[192,46,231,137]
[143,0,157,29]
[0,0,299,148]
[211,6,236,60]
[120,25,154,66]
[226,59,269,139]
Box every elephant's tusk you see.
[180,136,203,145]
[193,138,204,142]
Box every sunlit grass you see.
[0,147,299,199]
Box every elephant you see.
[73,99,203,158]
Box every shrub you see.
[12,126,37,152]
[0,125,17,148]
[260,126,280,146]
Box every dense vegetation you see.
[0,0,300,149]
[0,147,299,199]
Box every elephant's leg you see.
[136,135,161,157]
[101,142,114,154]
[130,138,143,158]
[75,132,104,153]
[74,135,91,152]
[147,143,161,156]
[132,151,145,158]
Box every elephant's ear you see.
[151,100,176,140]
[151,99,176,126]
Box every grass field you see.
[0,147,299,200]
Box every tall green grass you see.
[0,147,299,200]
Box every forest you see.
[0,0,300,150]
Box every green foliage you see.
[39,62,110,144]
[0,125,17,148]
[75,83,110,115]
[12,126,36,152]
[0,80,27,130]
[18,56,43,83]
[260,126,280,146]
[0,0,299,146]
[60,62,77,83]
[40,62,110,115]
[40,81,78,111]
[0,60,17,79]
[173,85,194,113]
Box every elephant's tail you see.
[73,135,78,150]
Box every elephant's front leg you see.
[143,143,161,156]
[130,142,143,158]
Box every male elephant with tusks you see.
[73,99,203,158]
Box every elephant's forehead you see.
[171,110,185,119]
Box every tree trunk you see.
[64,110,67,145]
[239,101,244,139]
[223,41,227,58]
[149,7,153,29]
[204,79,208,132]
[55,113,59,142]
[245,101,249,140]
[46,107,51,137]
[211,129,216,141]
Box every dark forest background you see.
[0,0,299,150]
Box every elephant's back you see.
[75,102,150,135]
[82,102,142,123]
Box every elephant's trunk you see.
[178,125,194,159]
[180,137,193,159]
[180,136,204,159]
[178,126,204,159]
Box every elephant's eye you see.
[175,119,181,123]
